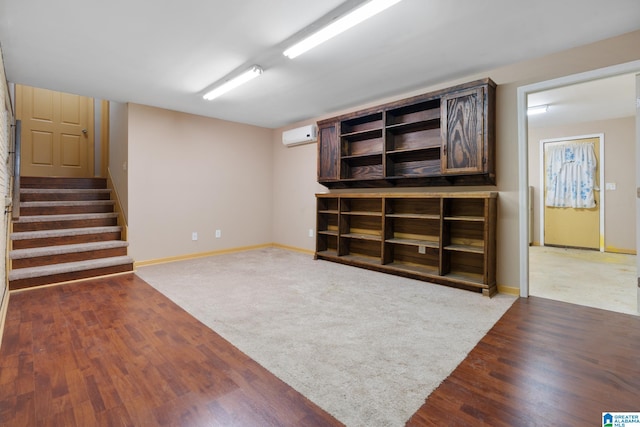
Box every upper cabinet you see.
[317,78,496,188]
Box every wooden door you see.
[441,86,485,175]
[543,137,600,249]
[317,121,339,182]
[17,85,94,177]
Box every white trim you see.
[538,134,605,251]
[517,59,640,298]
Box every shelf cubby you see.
[386,148,441,177]
[341,129,383,157]
[386,124,441,151]
[442,251,485,285]
[386,197,440,218]
[385,244,439,275]
[385,99,440,127]
[339,237,382,261]
[340,113,384,135]
[316,196,339,256]
[316,192,497,296]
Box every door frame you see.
[538,134,605,251]
[517,59,640,297]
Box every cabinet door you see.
[441,86,485,175]
[317,121,339,181]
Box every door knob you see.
[82,128,88,134]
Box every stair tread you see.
[21,200,115,207]
[10,241,129,259]
[14,212,118,223]
[21,188,111,194]
[8,256,134,281]
[11,226,122,240]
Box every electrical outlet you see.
[192,232,198,241]
[418,245,426,254]
[308,228,314,238]
[215,229,221,238]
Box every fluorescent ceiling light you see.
[527,104,549,115]
[283,0,403,59]
[203,65,263,100]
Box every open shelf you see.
[316,192,497,296]
[342,211,382,217]
[386,238,439,248]
[316,249,338,257]
[386,213,440,220]
[385,99,440,126]
[386,124,441,152]
[444,244,484,254]
[444,216,485,222]
[386,149,441,177]
[342,233,382,241]
[341,113,384,135]
[443,271,485,286]
[385,262,440,277]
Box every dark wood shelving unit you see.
[316,192,497,296]
[317,78,495,188]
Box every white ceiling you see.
[528,73,637,129]
[1,0,639,129]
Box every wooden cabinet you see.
[317,78,495,188]
[316,192,497,296]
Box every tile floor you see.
[529,246,638,315]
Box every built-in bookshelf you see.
[316,192,497,296]
[317,78,496,188]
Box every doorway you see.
[518,63,640,315]
[16,84,95,177]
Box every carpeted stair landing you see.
[9,177,134,290]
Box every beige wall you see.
[109,101,129,221]
[127,103,273,263]
[529,117,636,253]
[271,136,327,252]
[272,30,640,290]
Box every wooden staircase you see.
[8,177,134,290]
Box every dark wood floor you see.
[0,274,342,426]
[407,296,640,426]
[1,274,639,426]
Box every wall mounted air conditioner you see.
[282,124,317,147]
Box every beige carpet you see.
[529,245,638,315]
[137,247,516,426]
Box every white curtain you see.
[545,142,597,208]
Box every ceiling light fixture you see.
[203,65,263,101]
[527,104,549,115]
[283,0,403,59]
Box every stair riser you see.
[12,247,129,269]
[21,193,111,202]
[13,217,118,232]
[20,177,107,189]
[12,232,122,250]
[20,205,114,216]
[9,264,134,290]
